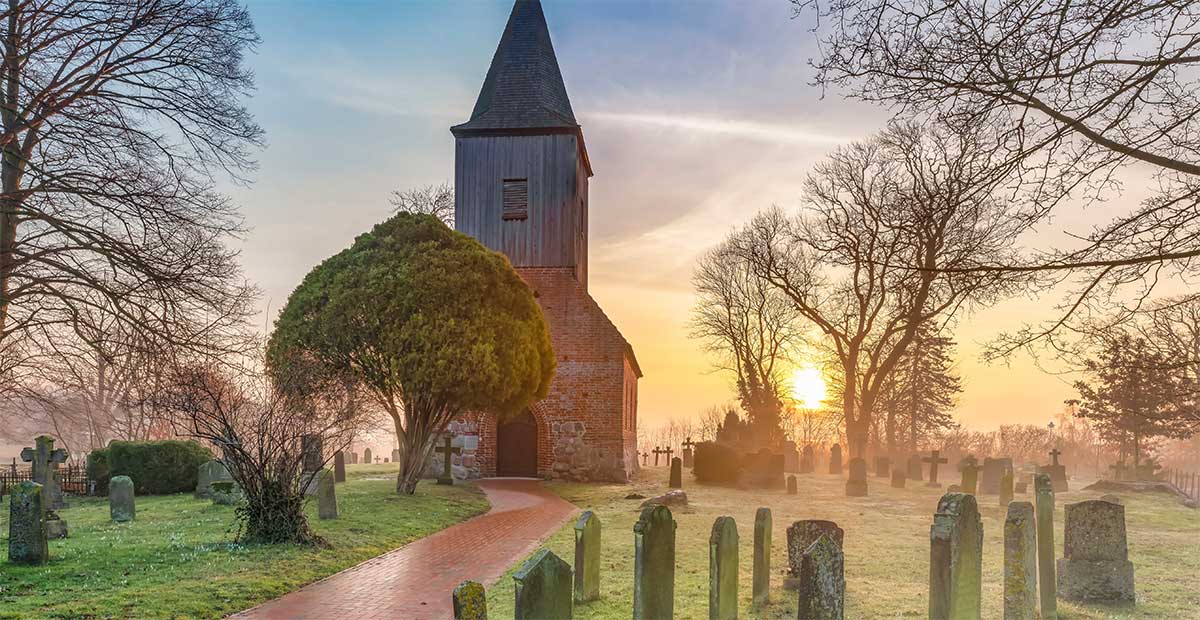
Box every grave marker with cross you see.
[21,436,68,510]
[923,450,948,488]
[435,435,462,485]
[1049,448,1062,466]
[641,452,649,466]
[652,446,664,467]
[664,447,674,463]
[682,437,697,468]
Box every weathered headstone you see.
[195,459,233,499]
[801,444,815,474]
[874,456,891,478]
[392,448,401,464]
[908,453,924,481]
[682,437,697,468]
[798,535,844,620]
[7,481,47,565]
[634,505,676,619]
[1038,448,1069,492]
[845,458,868,497]
[960,462,980,495]
[317,469,338,520]
[708,516,738,620]
[453,580,487,620]
[981,457,1013,495]
[573,511,600,603]
[929,493,982,620]
[925,450,949,487]
[828,444,842,475]
[1004,501,1036,620]
[1034,473,1057,620]
[891,469,907,489]
[785,520,844,590]
[1056,500,1135,602]
[436,434,462,485]
[513,548,572,620]
[300,434,323,495]
[787,474,798,495]
[669,457,682,489]
[21,436,68,538]
[362,447,372,465]
[109,475,135,523]
[333,451,346,483]
[210,480,243,505]
[999,470,1014,507]
[784,441,800,473]
[348,451,358,465]
[753,507,771,607]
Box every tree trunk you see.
[393,412,436,495]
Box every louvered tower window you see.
[502,178,528,220]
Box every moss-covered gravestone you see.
[1004,501,1036,620]
[929,492,982,620]
[1034,474,1057,620]
[844,458,868,497]
[7,481,48,565]
[109,475,135,523]
[453,580,487,620]
[513,548,572,620]
[573,511,601,603]
[785,520,844,591]
[634,504,676,620]
[669,457,682,489]
[708,516,738,620]
[195,459,232,499]
[798,535,844,620]
[1057,500,1135,603]
[210,480,242,505]
[960,463,980,495]
[752,507,771,606]
[318,469,338,520]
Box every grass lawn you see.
[0,464,488,620]
[486,466,1200,619]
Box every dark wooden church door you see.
[497,410,538,477]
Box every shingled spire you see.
[452,0,579,134]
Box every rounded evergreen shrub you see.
[103,440,213,495]
[692,441,742,484]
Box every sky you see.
[227,0,1122,433]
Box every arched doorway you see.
[497,409,538,477]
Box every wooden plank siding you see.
[454,134,588,285]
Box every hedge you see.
[692,441,742,484]
[89,440,212,495]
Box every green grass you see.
[0,464,488,620]
[486,467,1200,619]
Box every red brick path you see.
[229,479,578,620]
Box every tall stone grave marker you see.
[333,451,346,483]
[929,492,982,620]
[392,448,402,464]
[753,507,771,607]
[1057,500,1135,602]
[634,504,677,619]
[669,457,683,489]
[924,450,948,487]
[300,434,323,495]
[891,469,907,489]
[513,548,573,620]
[349,451,358,465]
[801,445,815,474]
[960,461,980,495]
[784,441,800,473]
[828,444,842,475]
[874,456,891,478]
[1004,501,1036,620]
[195,459,232,499]
[21,436,68,539]
[362,447,372,465]
[1034,473,1057,620]
[682,437,697,468]
[845,458,868,497]
[785,520,844,590]
[436,434,462,485]
[7,481,47,565]
[317,469,338,520]
[999,470,1014,507]
[787,474,798,495]
[708,516,738,620]
[109,475,135,523]
[1038,448,1069,492]
[798,535,844,620]
[981,457,1013,494]
[574,511,601,603]
[453,580,487,620]
[908,454,924,481]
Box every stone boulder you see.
[640,490,688,508]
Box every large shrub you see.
[94,440,212,495]
[693,442,742,484]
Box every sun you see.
[790,366,827,410]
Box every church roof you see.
[452,0,580,135]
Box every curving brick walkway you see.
[229,478,577,620]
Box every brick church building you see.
[440,0,641,482]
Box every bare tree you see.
[390,183,454,226]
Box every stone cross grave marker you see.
[801,444,815,474]
[929,492,982,620]
[436,435,462,486]
[798,535,845,620]
[652,446,664,467]
[641,452,649,467]
[753,507,771,607]
[908,454,924,481]
[1041,448,1069,492]
[513,548,573,620]
[924,451,949,488]
[20,436,67,511]
[682,437,697,468]
[1057,500,1135,603]
[874,456,891,478]
[109,475,135,523]
[1034,473,1058,620]
[574,510,601,603]
[891,469,907,489]
[669,457,682,489]
[828,444,843,475]
[1004,501,1037,620]
[787,474,798,495]
[845,458,868,497]
[634,504,676,620]
[8,481,48,565]
[453,580,487,620]
[362,447,372,465]
[785,520,844,591]
[318,469,338,519]
[709,516,739,620]
[664,447,674,464]
[961,461,980,495]
[334,451,346,483]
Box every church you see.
[441,0,642,482]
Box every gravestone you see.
[349,451,358,465]
[874,456,891,478]
[436,434,462,485]
[362,447,372,465]
[828,444,842,475]
[999,470,1014,507]
[1057,500,1135,602]
[784,441,800,473]
[333,451,346,483]
[641,452,649,467]
[669,457,682,489]
[929,493,982,620]
[195,459,233,499]
[634,504,677,619]
[317,469,338,520]
[7,481,48,565]
[924,450,948,487]
[753,507,771,607]
[1004,501,1037,620]
[891,469,907,489]
[1038,448,1069,492]
[392,448,401,463]
[1015,481,1028,494]
[798,535,844,620]
[1034,474,1057,620]
[652,446,664,467]
[908,454,924,481]
[708,516,738,620]
[801,445,815,474]
[210,480,243,505]
[682,437,697,468]
[21,436,68,538]
[573,511,600,603]
[981,457,1013,494]
[845,458,868,497]
[453,580,487,620]
[787,474,798,495]
[513,548,572,620]
[960,462,980,495]
[785,520,844,590]
[300,434,323,495]
[109,475,135,523]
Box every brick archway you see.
[477,401,554,479]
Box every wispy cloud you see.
[587,111,854,146]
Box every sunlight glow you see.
[790,366,827,410]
